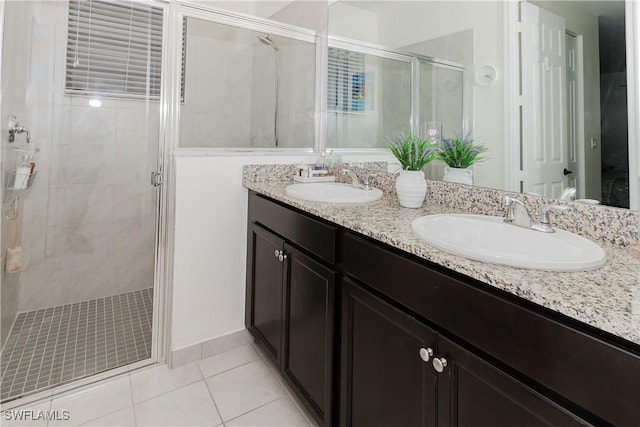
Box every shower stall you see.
[0,0,163,402]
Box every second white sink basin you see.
[411,214,607,271]
[285,183,383,204]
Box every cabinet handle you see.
[432,357,448,373]
[274,249,280,259]
[419,347,434,362]
[278,253,287,262]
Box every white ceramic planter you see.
[443,166,473,185]
[395,170,427,208]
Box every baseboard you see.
[169,328,254,368]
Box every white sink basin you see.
[285,183,383,204]
[411,214,607,271]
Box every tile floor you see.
[1,289,153,402]
[0,341,318,427]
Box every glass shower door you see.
[0,0,162,402]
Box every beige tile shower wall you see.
[11,1,158,312]
[180,17,253,148]
[250,36,316,149]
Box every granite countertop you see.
[244,179,640,348]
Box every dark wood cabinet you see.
[341,278,590,427]
[246,191,640,427]
[246,224,284,365]
[283,244,336,425]
[341,278,437,427]
[246,192,337,426]
[342,231,640,427]
[436,334,589,427]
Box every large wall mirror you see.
[328,0,638,211]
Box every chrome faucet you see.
[531,204,568,233]
[503,196,533,228]
[8,116,31,144]
[342,169,360,188]
[342,169,374,191]
[504,196,569,233]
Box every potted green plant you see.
[387,132,439,208]
[436,132,487,185]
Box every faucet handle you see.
[539,204,568,223]
[533,204,569,233]
[342,168,360,188]
[361,173,378,190]
[503,195,521,206]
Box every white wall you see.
[328,2,379,43]
[171,152,392,350]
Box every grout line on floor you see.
[198,358,258,380]
[197,364,224,426]
[221,395,283,425]
[128,374,138,427]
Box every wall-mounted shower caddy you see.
[4,116,38,214]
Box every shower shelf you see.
[3,146,40,204]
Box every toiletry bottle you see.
[326,150,342,171]
[27,154,36,176]
[13,155,31,190]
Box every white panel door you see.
[566,33,583,196]
[522,2,568,198]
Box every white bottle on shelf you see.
[13,155,31,190]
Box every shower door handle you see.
[151,171,163,187]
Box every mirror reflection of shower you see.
[257,34,280,147]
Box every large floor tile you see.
[226,397,309,427]
[48,376,132,426]
[198,344,259,378]
[134,381,221,426]
[130,363,201,403]
[79,406,135,426]
[205,359,284,421]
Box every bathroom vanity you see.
[244,181,640,427]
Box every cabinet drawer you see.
[343,232,640,426]
[249,192,337,263]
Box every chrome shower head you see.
[257,34,280,51]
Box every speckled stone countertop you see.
[243,175,640,348]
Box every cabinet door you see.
[282,244,336,426]
[246,224,284,365]
[436,336,591,427]
[341,278,438,427]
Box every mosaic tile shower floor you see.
[0,288,153,402]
